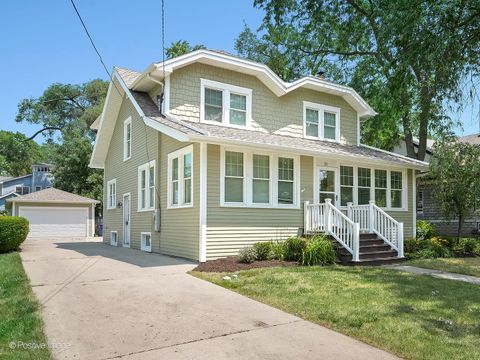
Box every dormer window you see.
[303,101,340,142]
[200,79,252,128]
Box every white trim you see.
[107,179,117,210]
[141,50,376,117]
[356,114,361,146]
[140,232,152,252]
[167,145,194,209]
[200,78,253,129]
[110,231,118,246]
[412,170,417,238]
[123,116,132,161]
[198,142,207,262]
[137,160,156,212]
[315,166,339,204]
[220,145,301,209]
[122,193,131,248]
[360,144,429,169]
[12,203,15,216]
[303,101,341,143]
[91,203,95,237]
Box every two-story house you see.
[90,50,428,263]
[0,163,53,210]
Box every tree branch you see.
[24,127,62,141]
[299,47,378,57]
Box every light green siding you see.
[103,98,159,251]
[157,135,200,260]
[385,169,415,238]
[205,144,313,259]
[169,63,358,145]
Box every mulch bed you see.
[193,256,298,272]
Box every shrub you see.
[301,235,336,266]
[270,241,285,260]
[254,242,273,261]
[0,216,29,253]
[427,237,452,258]
[408,248,437,260]
[404,238,423,254]
[416,220,436,241]
[238,246,257,264]
[283,237,307,262]
[0,210,8,216]
[457,238,478,254]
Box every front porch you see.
[304,199,405,264]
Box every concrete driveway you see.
[20,238,398,360]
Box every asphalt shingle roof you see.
[458,133,480,145]
[7,188,99,204]
[115,67,142,87]
[116,68,427,169]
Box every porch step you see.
[337,233,405,266]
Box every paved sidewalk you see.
[20,238,399,360]
[385,265,480,285]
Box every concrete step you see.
[348,257,406,266]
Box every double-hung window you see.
[278,157,294,204]
[390,171,403,208]
[107,179,116,209]
[357,168,371,205]
[340,166,354,206]
[374,170,387,207]
[222,148,298,207]
[168,145,193,208]
[303,102,340,142]
[224,151,244,203]
[201,79,252,127]
[138,160,155,211]
[123,117,132,161]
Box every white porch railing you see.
[304,199,404,261]
[304,199,360,262]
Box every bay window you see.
[221,148,298,207]
[303,101,340,142]
[168,145,194,208]
[201,79,252,127]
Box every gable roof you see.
[90,53,427,170]
[130,49,376,118]
[0,173,31,184]
[7,187,99,204]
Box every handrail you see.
[347,203,370,232]
[304,200,359,261]
[369,201,404,258]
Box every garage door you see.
[19,207,89,238]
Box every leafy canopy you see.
[428,141,480,238]
[0,131,41,177]
[238,0,480,159]
[165,40,206,59]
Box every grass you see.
[0,252,52,360]
[193,266,480,360]
[409,257,480,277]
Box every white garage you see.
[7,188,98,239]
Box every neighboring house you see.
[0,163,53,210]
[392,137,435,163]
[409,134,480,236]
[90,49,428,263]
[7,187,98,238]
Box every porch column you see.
[369,200,375,233]
[325,198,332,234]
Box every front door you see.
[123,193,131,247]
[318,167,338,205]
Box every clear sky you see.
[0,0,478,143]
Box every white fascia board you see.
[360,144,429,170]
[190,135,427,170]
[142,117,190,142]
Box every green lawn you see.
[194,266,480,360]
[409,257,480,278]
[0,253,52,360]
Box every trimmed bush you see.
[254,242,273,261]
[284,237,307,262]
[416,220,436,241]
[238,247,257,264]
[270,241,285,260]
[0,216,29,253]
[301,235,336,266]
